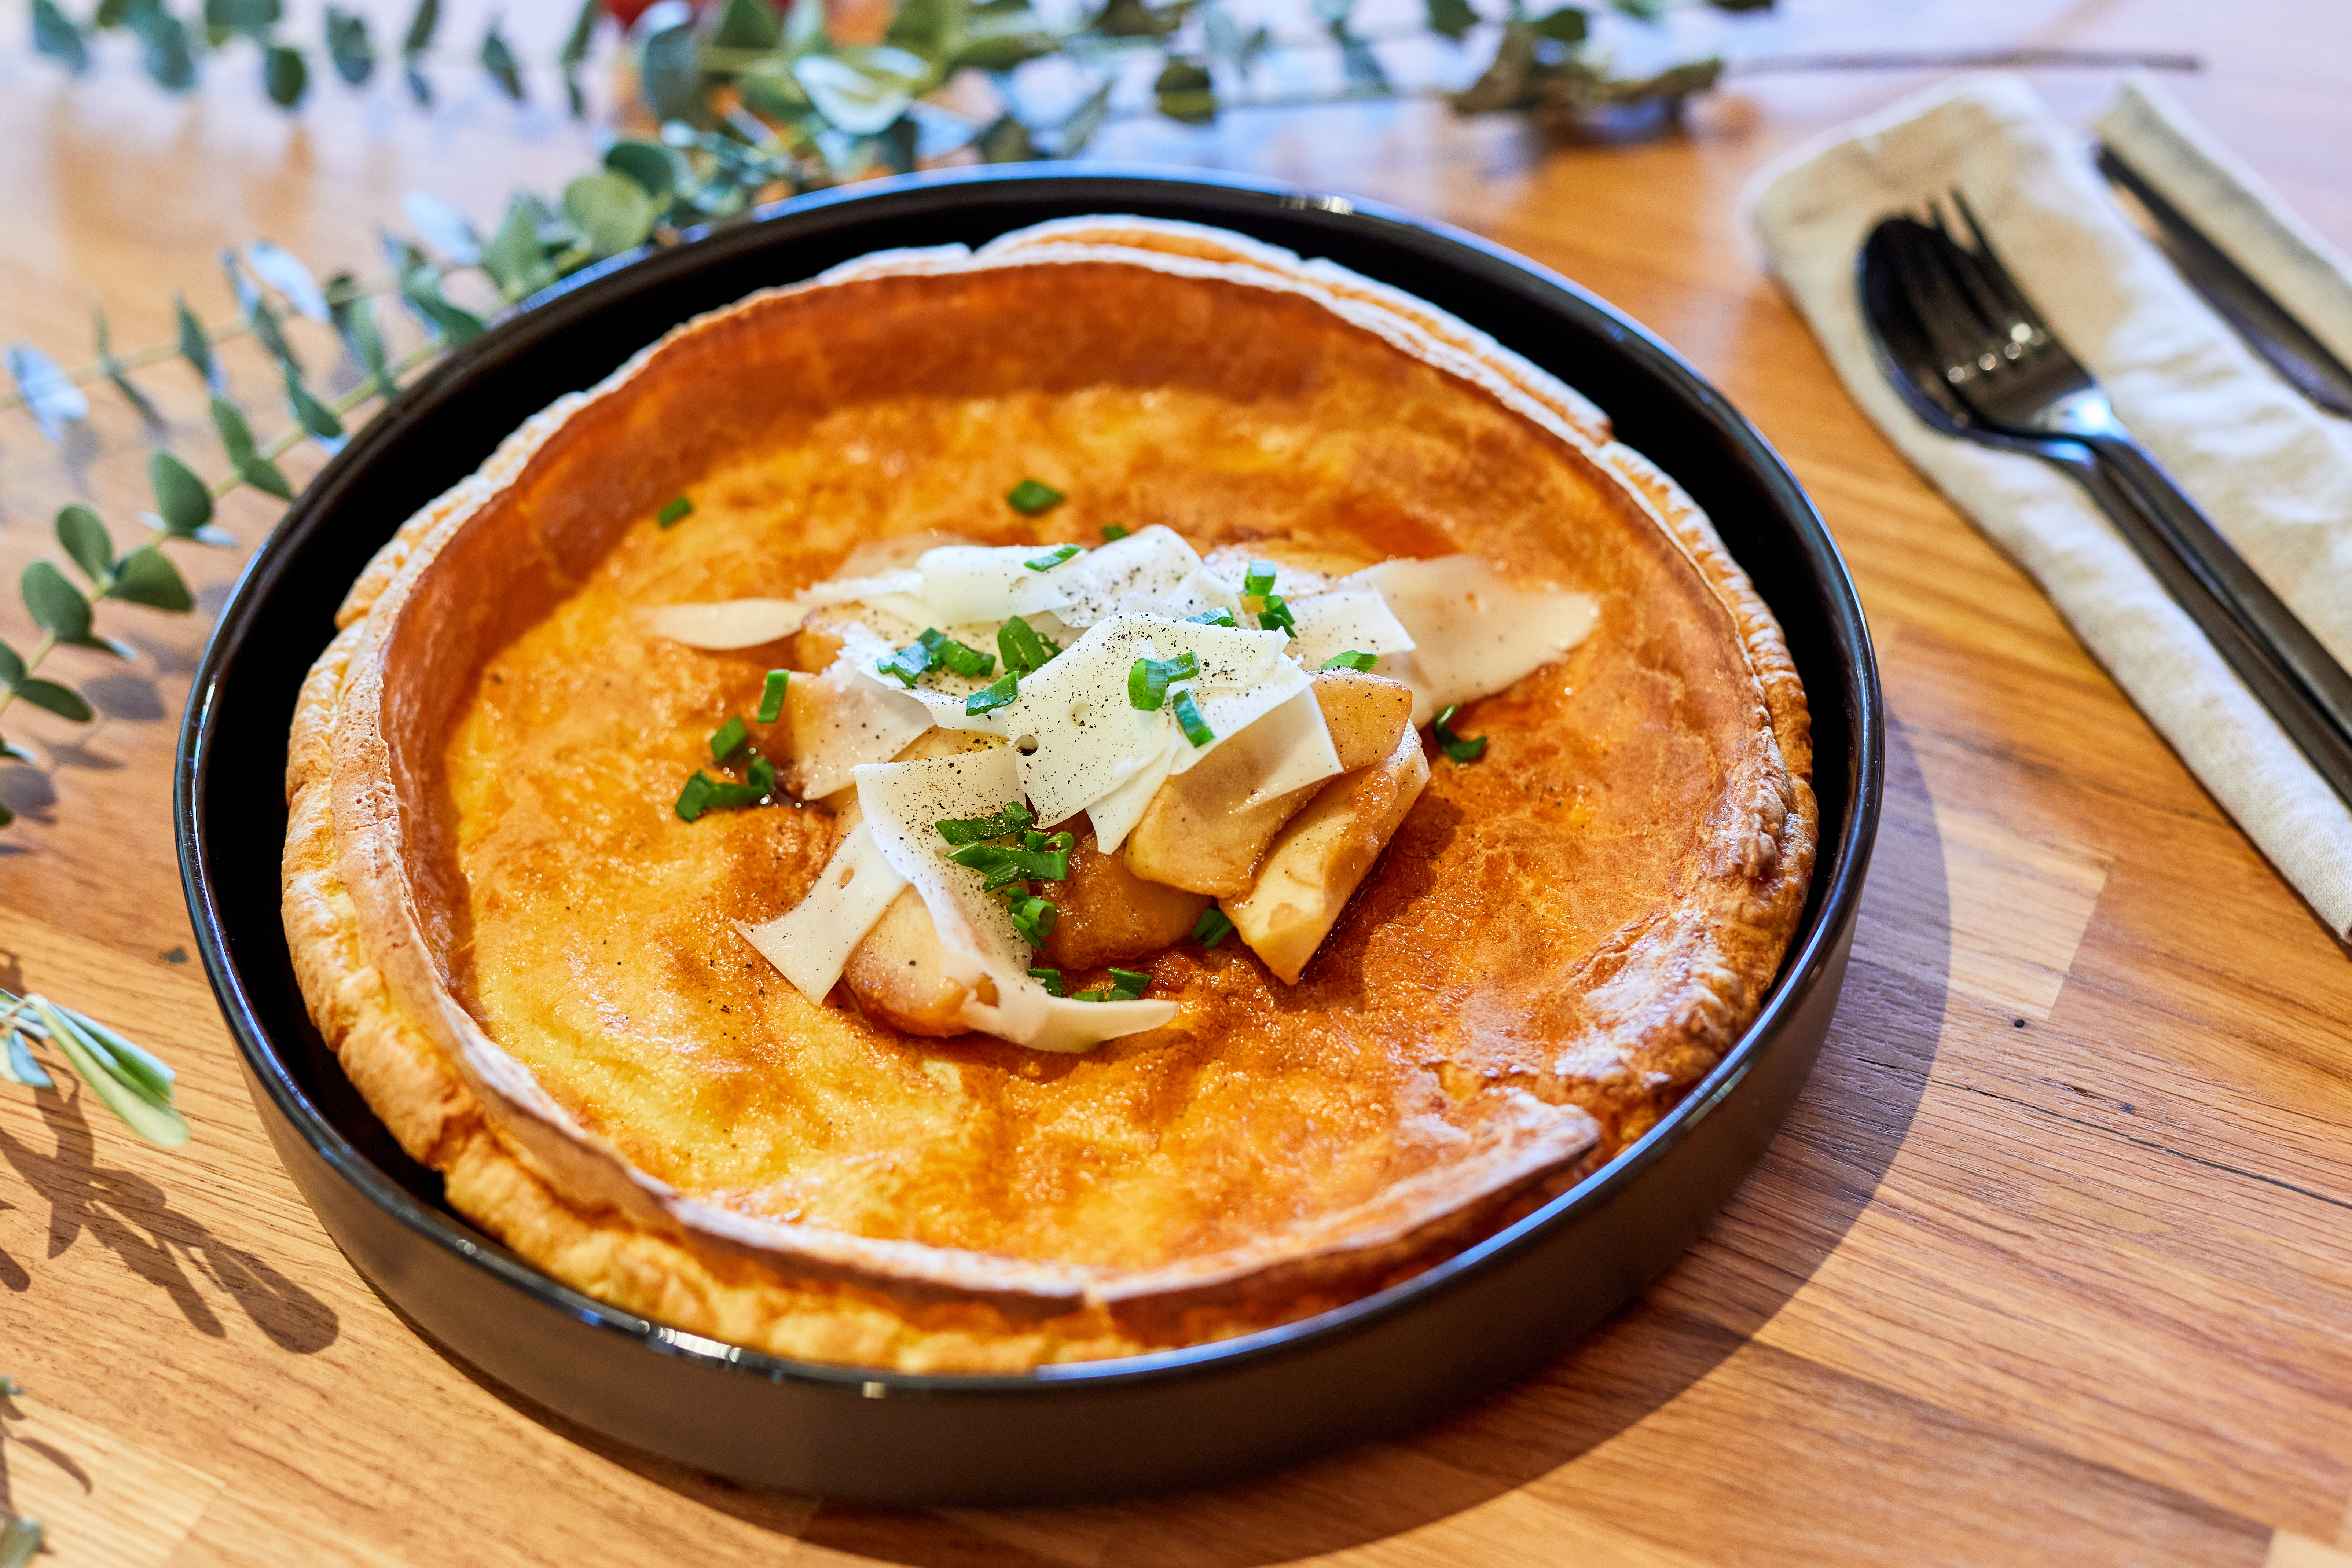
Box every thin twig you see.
[1727,47,2200,74]
[203,338,445,500]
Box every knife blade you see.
[2098,142,2352,418]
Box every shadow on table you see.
[0,1083,341,1355]
[440,717,1952,1568]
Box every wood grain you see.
[5,0,2352,1562]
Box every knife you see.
[2098,142,2352,418]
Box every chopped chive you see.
[1257,594,1297,638]
[997,616,1060,675]
[1100,522,1130,541]
[709,715,748,762]
[1184,606,1239,628]
[1024,543,1082,572]
[1241,560,1277,599]
[1434,703,1489,764]
[677,757,775,820]
[1172,689,1214,748]
[1008,896,1059,948]
[1027,965,1067,996]
[936,800,1035,845]
[1127,650,1198,712]
[950,840,1070,884]
[757,670,790,723]
[1319,650,1380,672]
[877,639,935,687]
[1190,907,1235,948]
[1107,967,1150,999]
[657,495,693,528]
[1007,478,1065,515]
[965,671,1020,716]
[918,627,995,678]
[675,772,716,822]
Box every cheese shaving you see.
[1349,555,1598,726]
[735,823,905,1004]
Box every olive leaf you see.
[209,394,295,499]
[400,190,481,264]
[174,293,223,392]
[325,5,372,82]
[3,1027,53,1090]
[564,172,657,259]
[247,240,329,321]
[29,997,190,1149]
[108,548,195,613]
[33,0,90,71]
[149,450,215,536]
[55,506,113,586]
[5,343,89,444]
[1424,0,1477,40]
[265,45,309,107]
[92,306,162,425]
[1154,57,1214,123]
[480,18,522,100]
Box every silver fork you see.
[1858,206,2352,810]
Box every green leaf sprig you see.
[1,988,190,1147]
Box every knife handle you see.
[2058,447,2352,811]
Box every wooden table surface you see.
[6,0,2352,1562]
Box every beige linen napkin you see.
[1747,72,2352,941]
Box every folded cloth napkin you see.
[1749,71,2352,942]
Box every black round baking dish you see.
[176,165,1883,1506]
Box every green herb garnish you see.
[1027,965,1067,997]
[756,670,790,723]
[1184,606,1239,628]
[1127,650,1199,712]
[1172,689,1214,748]
[1319,650,1380,672]
[1024,543,1081,572]
[948,836,1072,886]
[918,627,995,678]
[1073,967,1152,1003]
[877,638,934,687]
[1008,896,1059,948]
[1433,703,1488,763]
[1100,523,1130,541]
[1257,594,1297,638]
[674,755,775,822]
[1241,561,1278,598]
[936,800,1035,845]
[997,616,1061,675]
[1007,478,1065,515]
[709,715,748,762]
[965,671,1020,716]
[1190,907,1235,948]
[657,494,693,528]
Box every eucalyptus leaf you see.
[325,5,372,82]
[405,62,431,103]
[883,0,957,65]
[480,19,522,99]
[32,999,190,1148]
[5,344,89,444]
[711,0,781,51]
[1610,0,1661,16]
[2,1030,52,1091]
[975,113,1038,162]
[63,1006,177,1103]
[1091,0,1178,36]
[401,190,481,264]
[399,268,485,346]
[96,0,131,27]
[1529,5,1584,42]
[1053,77,1112,157]
[1153,57,1213,123]
[563,172,656,258]
[0,800,13,828]
[92,306,162,425]
[793,51,919,136]
[149,450,214,536]
[33,0,90,72]
[481,197,550,295]
[223,251,302,374]
[1201,4,1266,75]
[107,548,195,613]
[203,0,278,37]
[783,0,826,54]
[331,288,389,389]
[128,0,196,89]
[0,1506,44,1564]
[209,394,295,499]
[21,562,93,646]
[284,365,344,441]
[264,45,309,107]
[247,240,330,321]
[0,641,22,688]
[401,0,436,54]
[1706,0,1772,10]
[173,293,222,392]
[1336,31,1388,89]
[55,506,113,587]
[14,679,93,722]
[1424,0,1477,40]
[604,139,680,202]
[559,0,595,62]
[639,17,703,125]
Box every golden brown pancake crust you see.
[282,225,1816,1371]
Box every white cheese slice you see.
[788,656,934,798]
[734,823,905,1005]
[1052,526,1204,626]
[854,754,1176,1052]
[644,598,806,650]
[915,544,1077,625]
[1153,568,1242,623]
[1225,685,1344,808]
[1170,658,1312,776]
[800,570,924,609]
[1084,738,1176,854]
[1284,588,1417,673]
[1350,555,1599,726]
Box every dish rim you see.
[175,162,1882,1399]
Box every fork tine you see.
[1888,219,1990,382]
[1949,188,2050,335]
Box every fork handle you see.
[2060,448,2352,809]
[2083,433,2352,749]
